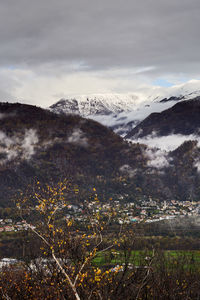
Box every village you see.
[0,198,200,233]
[0,219,29,233]
[63,198,200,225]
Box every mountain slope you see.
[126,98,200,139]
[1,102,200,206]
[0,102,148,206]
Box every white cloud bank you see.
[194,160,200,173]
[131,132,200,152]
[129,131,200,170]
[145,148,172,169]
[1,61,200,110]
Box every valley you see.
[1,92,200,298]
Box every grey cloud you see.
[67,129,88,147]
[0,0,200,76]
[119,164,137,178]
[22,129,39,160]
[0,129,39,164]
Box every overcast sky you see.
[0,0,200,107]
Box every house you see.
[4,226,14,232]
[5,219,12,223]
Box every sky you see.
[0,0,200,107]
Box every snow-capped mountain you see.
[50,80,200,136]
[50,93,145,136]
[50,94,141,116]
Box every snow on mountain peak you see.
[50,93,143,116]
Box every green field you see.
[92,250,200,269]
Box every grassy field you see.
[92,250,200,269]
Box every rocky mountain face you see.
[0,102,200,206]
[50,94,139,116]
